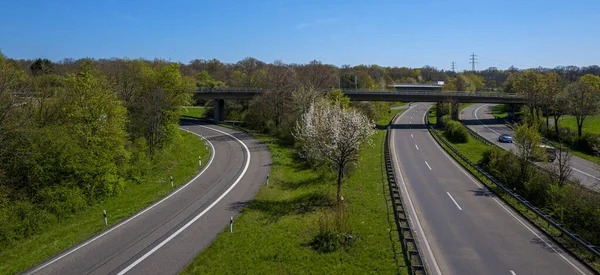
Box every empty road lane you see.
[391,103,591,275]
[25,121,271,275]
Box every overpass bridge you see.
[194,88,526,121]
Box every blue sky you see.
[1,0,599,70]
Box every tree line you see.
[0,52,194,246]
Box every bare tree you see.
[552,143,572,187]
[294,60,337,89]
[294,101,374,205]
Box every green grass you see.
[559,114,600,135]
[391,102,409,107]
[428,105,437,125]
[183,110,409,275]
[426,115,600,273]
[491,104,508,119]
[436,129,489,164]
[180,106,205,119]
[1,130,210,274]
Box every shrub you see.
[311,205,353,253]
[443,120,469,143]
[573,133,600,155]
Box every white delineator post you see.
[266,174,269,186]
[230,216,233,233]
[103,210,107,226]
[170,176,173,187]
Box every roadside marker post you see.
[266,174,269,186]
[103,210,107,226]
[230,216,233,233]
[170,176,173,187]
[199,156,202,166]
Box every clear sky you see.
[1,0,599,70]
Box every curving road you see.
[461,104,600,190]
[25,121,271,275]
[391,103,592,275]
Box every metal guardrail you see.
[385,115,427,275]
[463,126,494,146]
[427,115,600,272]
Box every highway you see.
[461,104,600,190]
[25,121,271,275]
[390,103,592,275]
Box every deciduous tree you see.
[294,101,374,205]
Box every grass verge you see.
[180,106,205,119]
[426,115,600,273]
[559,114,600,135]
[1,130,209,274]
[183,110,409,274]
[491,104,508,119]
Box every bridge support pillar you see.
[213,99,225,122]
[451,102,460,121]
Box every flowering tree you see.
[294,101,375,205]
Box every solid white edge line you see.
[27,127,216,275]
[117,125,252,275]
[425,161,432,171]
[446,192,463,211]
[390,103,444,275]
[425,107,588,275]
[474,104,501,135]
[415,144,419,150]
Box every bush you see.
[573,133,600,155]
[443,120,469,143]
[311,205,353,253]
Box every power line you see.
[470,52,478,71]
[451,61,456,72]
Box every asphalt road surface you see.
[390,103,592,275]
[25,121,271,275]
[461,104,600,190]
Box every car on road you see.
[540,144,557,162]
[498,134,513,143]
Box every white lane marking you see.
[572,167,600,181]
[425,161,432,170]
[411,134,414,138]
[415,144,420,150]
[446,192,463,211]
[510,270,516,275]
[27,127,216,275]
[425,110,588,275]
[117,126,252,274]
[473,105,600,183]
[391,105,443,275]
[474,104,500,135]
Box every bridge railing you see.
[196,88,524,99]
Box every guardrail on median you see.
[427,116,600,272]
[385,115,427,275]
